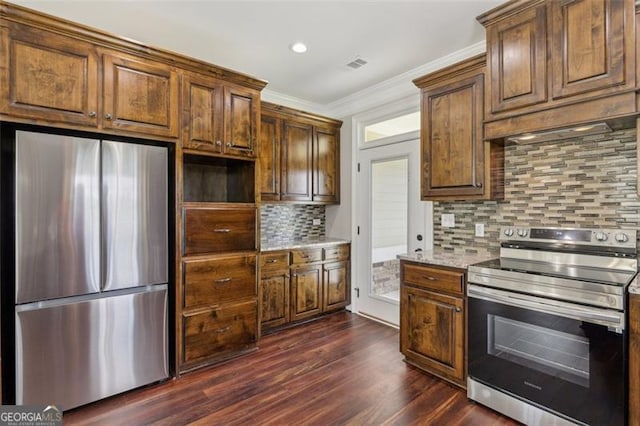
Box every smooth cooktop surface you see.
[470,258,637,287]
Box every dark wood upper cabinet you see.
[0,24,99,127]
[478,0,636,140]
[102,52,179,138]
[281,120,313,202]
[414,54,504,201]
[487,2,547,113]
[313,126,340,203]
[259,113,281,201]
[182,72,223,152]
[550,0,631,99]
[182,75,258,159]
[223,86,258,158]
[259,102,342,204]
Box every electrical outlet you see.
[475,223,485,237]
[312,218,321,226]
[441,214,455,228]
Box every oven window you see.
[487,315,589,388]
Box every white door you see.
[354,138,432,326]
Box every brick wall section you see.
[433,127,639,256]
[261,204,325,244]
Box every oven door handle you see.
[468,284,625,330]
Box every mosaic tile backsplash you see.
[261,204,325,244]
[434,127,639,256]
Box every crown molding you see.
[262,40,486,119]
[325,40,486,118]
[261,89,329,116]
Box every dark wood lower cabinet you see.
[323,261,350,312]
[290,264,323,321]
[260,243,350,334]
[400,260,466,388]
[183,299,257,365]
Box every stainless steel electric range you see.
[467,227,637,426]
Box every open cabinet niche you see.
[183,154,255,203]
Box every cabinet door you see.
[400,286,464,383]
[223,86,258,158]
[182,72,223,152]
[550,0,632,100]
[259,114,281,200]
[290,264,322,321]
[0,24,98,126]
[281,120,313,202]
[422,73,484,198]
[323,261,349,312]
[313,126,340,203]
[260,272,290,331]
[102,52,179,138]
[486,3,547,113]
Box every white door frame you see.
[349,96,433,326]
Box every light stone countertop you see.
[629,275,640,295]
[261,237,350,252]
[397,250,496,270]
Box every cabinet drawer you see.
[184,206,255,255]
[402,263,464,296]
[291,248,323,264]
[260,252,290,274]
[183,300,257,364]
[183,254,256,309]
[323,244,350,262]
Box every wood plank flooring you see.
[64,311,517,425]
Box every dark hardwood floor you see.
[64,312,517,425]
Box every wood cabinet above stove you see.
[477,0,637,141]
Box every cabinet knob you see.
[104,113,112,120]
[455,307,462,313]
[88,111,96,118]
[226,142,232,147]
[215,140,222,146]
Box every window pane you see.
[364,111,420,143]
[371,158,408,302]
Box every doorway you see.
[355,138,431,326]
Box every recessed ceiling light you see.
[290,42,307,54]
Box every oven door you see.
[468,284,625,426]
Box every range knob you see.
[504,228,514,237]
[615,233,629,243]
[595,232,608,242]
[517,228,528,237]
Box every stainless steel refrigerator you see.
[14,131,169,410]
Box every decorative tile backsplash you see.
[260,204,325,244]
[434,127,639,256]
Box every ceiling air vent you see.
[346,57,368,69]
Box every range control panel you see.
[499,227,637,249]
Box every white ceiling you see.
[12,0,502,107]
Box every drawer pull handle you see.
[216,326,232,334]
[266,259,279,263]
[213,228,231,233]
[300,254,311,258]
[214,277,232,284]
[422,276,437,281]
